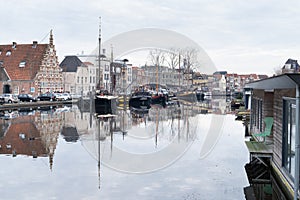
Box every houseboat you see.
[244,73,300,200]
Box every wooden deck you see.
[245,140,273,163]
[245,140,273,154]
[245,140,273,185]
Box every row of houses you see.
[192,71,268,96]
[0,31,186,96]
[0,32,212,96]
[0,31,298,98]
[195,59,299,96]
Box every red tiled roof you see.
[0,43,48,80]
[0,115,47,157]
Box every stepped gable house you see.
[0,30,62,95]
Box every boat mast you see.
[110,45,114,94]
[178,53,181,88]
[98,118,101,189]
[98,17,102,89]
[156,56,159,92]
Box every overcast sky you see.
[2,0,300,75]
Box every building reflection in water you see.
[0,106,63,170]
[0,97,234,159]
[81,97,215,176]
[0,96,241,189]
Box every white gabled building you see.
[60,56,90,97]
[84,62,97,93]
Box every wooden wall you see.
[273,89,295,168]
[251,90,273,133]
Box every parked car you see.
[2,111,19,120]
[38,93,57,101]
[56,93,72,101]
[2,94,19,103]
[0,96,4,104]
[18,94,37,102]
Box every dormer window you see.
[32,41,38,48]
[12,42,17,49]
[19,61,26,68]
[6,50,11,56]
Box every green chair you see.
[253,117,274,142]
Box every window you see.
[250,98,263,132]
[105,64,109,71]
[283,98,296,179]
[19,61,26,68]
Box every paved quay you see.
[0,100,77,111]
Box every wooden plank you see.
[245,141,273,154]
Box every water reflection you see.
[82,99,204,174]
[0,97,235,167]
[0,97,250,199]
[0,105,64,170]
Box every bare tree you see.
[273,65,283,75]
[181,48,199,86]
[148,49,166,90]
[148,49,165,67]
[183,48,199,72]
[165,48,179,70]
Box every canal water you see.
[0,97,250,200]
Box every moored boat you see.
[94,89,118,114]
[150,91,167,106]
[129,91,152,108]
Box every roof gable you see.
[245,73,300,90]
[59,56,83,72]
[0,43,48,80]
[283,58,300,70]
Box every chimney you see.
[12,42,17,49]
[32,41,38,48]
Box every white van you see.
[2,94,19,103]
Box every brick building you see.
[0,30,62,96]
